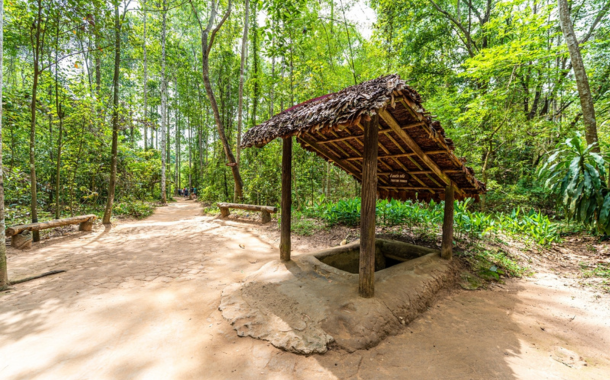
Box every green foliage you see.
[112,201,156,219]
[493,208,559,245]
[580,261,610,279]
[291,212,324,236]
[318,198,361,227]
[538,134,610,234]
[308,197,559,245]
[459,247,529,283]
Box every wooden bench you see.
[217,203,277,224]
[6,214,97,250]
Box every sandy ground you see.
[1,199,609,380]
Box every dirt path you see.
[1,199,609,379]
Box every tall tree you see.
[28,0,49,242]
[142,0,148,150]
[102,1,127,224]
[558,0,599,151]
[160,0,168,203]
[235,0,250,198]
[190,0,244,199]
[0,0,8,290]
[53,10,64,219]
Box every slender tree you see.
[53,11,64,219]
[190,0,244,199]
[558,0,599,151]
[103,1,126,224]
[160,0,168,203]
[0,0,8,290]
[235,0,250,200]
[142,0,148,150]
[28,0,49,242]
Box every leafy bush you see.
[320,198,361,227]
[292,217,323,236]
[112,201,155,219]
[305,197,560,246]
[538,134,610,234]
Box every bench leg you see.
[261,211,271,224]
[79,219,94,232]
[12,233,32,250]
[220,207,230,218]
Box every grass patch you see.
[581,262,610,279]
[113,201,156,219]
[292,218,324,236]
[458,245,530,286]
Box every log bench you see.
[217,203,277,224]
[6,214,97,250]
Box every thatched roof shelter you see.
[242,74,485,202]
[243,74,486,297]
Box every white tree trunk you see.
[160,0,167,203]
[558,0,598,151]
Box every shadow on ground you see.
[1,199,609,379]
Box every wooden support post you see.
[78,218,94,232]
[12,233,32,250]
[441,185,455,260]
[359,114,379,298]
[280,136,292,262]
[261,211,271,224]
[219,207,230,218]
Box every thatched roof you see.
[241,74,486,201]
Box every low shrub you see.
[304,197,561,246]
[113,201,156,219]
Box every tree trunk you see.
[280,136,292,262]
[251,0,259,127]
[54,20,63,219]
[441,185,455,260]
[142,0,148,150]
[29,0,45,243]
[235,0,249,200]
[196,0,244,199]
[102,3,121,225]
[359,114,379,298]
[175,81,180,193]
[188,118,193,199]
[0,0,7,289]
[558,0,599,151]
[160,0,167,204]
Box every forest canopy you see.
[1,0,609,224]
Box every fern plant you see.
[538,134,610,234]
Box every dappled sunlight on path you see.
[1,199,609,379]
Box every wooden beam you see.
[379,169,465,175]
[359,114,379,298]
[398,96,469,170]
[378,108,465,198]
[300,136,363,180]
[397,97,423,121]
[379,186,444,191]
[345,150,447,161]
[317,122,426,145]
[441,185,454,260]
[349,135,396,174]
[280,137,292,262]
[380,128,434,193]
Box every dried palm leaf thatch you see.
[242,75,414,148]
[242,74,486,201]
